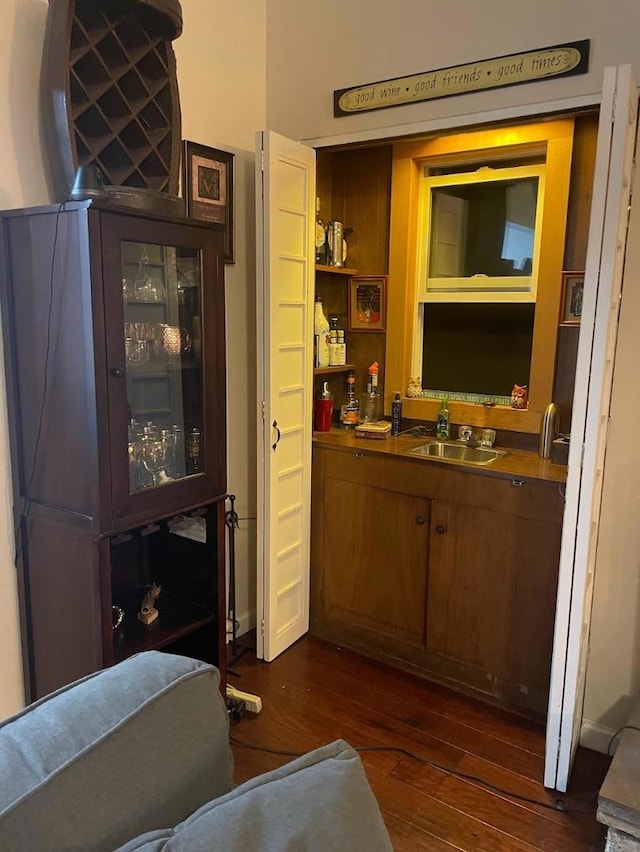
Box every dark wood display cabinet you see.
[0,200,227,701]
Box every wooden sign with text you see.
[334,40,590,117]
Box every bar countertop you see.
[312,427,568,485]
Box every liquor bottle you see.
[328,316,339,366]
[313,381,334,432]
[362,362,381,423]
[187,427,202,473]
[171,425,185,477]
[340,370,360,429]
[314,294,330,368]
[335,329,347,366]
[315,198,326,265]
[391,392,403,435]
[436,398,450,439]
[328,315,347,365]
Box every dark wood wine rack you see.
[42,0,183,203]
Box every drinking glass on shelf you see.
[133,248,158,302]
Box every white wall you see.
[264,0,640,750]
[175,0,266,644]
[0,0,52,719]
[0,0,266,719]
[582,135,640,751]
[266,0,640,143]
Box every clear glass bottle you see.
[315,198,326,265]
[340,370,360,428]
[187,427,201,473]
[314,294,330,368]
[362,362,381,423]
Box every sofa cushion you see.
[116,739,393,852]
[0,651,233,852]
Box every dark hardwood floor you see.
[228,635,610,851]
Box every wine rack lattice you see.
[42,0,182,201]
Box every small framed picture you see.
[560,271,584,325]
[348,275,387,332]
[182,140,235,263]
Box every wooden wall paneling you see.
[322,146,393,400]
[563,113,599,271]
[553,327,581,434]
[553,113,598,432]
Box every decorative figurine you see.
[406,377,423,398]
[137,583,161,625]
[510,384,529,410]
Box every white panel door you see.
[255,130,315,661]
[545,65,638,791]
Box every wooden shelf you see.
[315,264,358,276]
[314,364,356,376]
[113,591,215,662]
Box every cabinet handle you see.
[355,452,365,459]
[272,420,281,452]
[416,515,426,525]
[435,524,447,534]
[111,367,125,378]
[511,479,526,487]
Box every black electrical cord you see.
[229,735,598,814]
[607,724,640,755]
[226,493,251,669]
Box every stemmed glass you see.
[140,435,172,486]
[133,247,158,302]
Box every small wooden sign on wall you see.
[334,40,590,117]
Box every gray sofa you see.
[0,651,393,851]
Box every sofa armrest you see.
[0,651,233,852]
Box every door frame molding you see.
[303,86,611,783]
[303,93,601,150]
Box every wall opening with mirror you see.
[422,303,535,400]
[387,118,576,433]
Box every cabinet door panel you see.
[100,212,226,527]
[427,499,561,713]
[321,477,430,642]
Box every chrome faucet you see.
[457,425,497,449]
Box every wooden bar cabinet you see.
[0,200,227,700]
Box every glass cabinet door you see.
[122,241,204,494]
[101,211,226,527]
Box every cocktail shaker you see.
[539,402,559,458]
[326,221,344,267]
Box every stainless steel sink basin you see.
[409,441,508,466]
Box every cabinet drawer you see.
[461,474,563,525]
[383,456,563,524]
[321,445,385,488]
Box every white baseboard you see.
[226,608,256,645]
[580,719,615,755]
